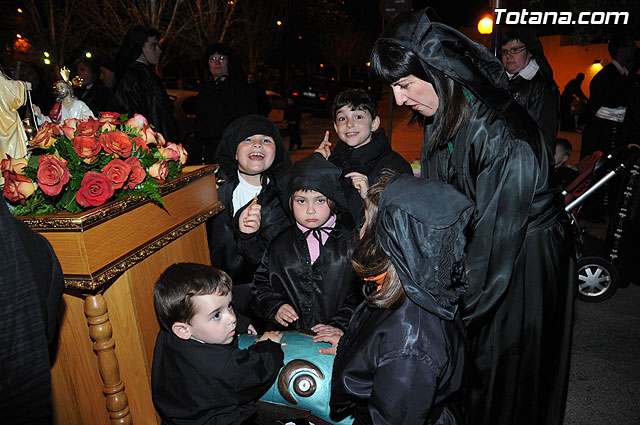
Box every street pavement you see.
[282,89,640,424]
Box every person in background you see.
[113,26,179,143]
[315,88,412,225]
[370,10,575,425]
[151,262,283,425]
[248,72,271,117]
[251,154,362,336]
[500,28,560,155]
[0,198,65,424]
[554,138,578,188]
[316,172,473,424]
[99,58,116,90]
[193,43,259,165]
[72,56,114,115]
[285,96,302,151]
[560,73,587,132]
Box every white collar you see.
[507,58,539,81]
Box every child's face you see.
[292,190,332,229]
[235,134,276,176]
[178,291,237,345]
[333,105,380,149]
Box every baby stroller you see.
[564,144,640,302]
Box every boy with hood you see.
[315,88,412,224]
[207,114,291,317]
[250,154,362,336]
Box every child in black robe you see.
[151,262,284,425]
[315,88,413,224]
[250,154,362,336]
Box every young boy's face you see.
[334,105,380,149]
[235,134,276,176]
[173,291,237,345]
[292,190,331,229]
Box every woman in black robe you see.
[369,10,576,425]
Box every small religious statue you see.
[0,67,30,164]
[34,67,94,125]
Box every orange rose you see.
[1,155,29,177]
[76,171,115,207]
[125,113,148,131]
[99,131,133,158]
[148,161,169,183]
[31,121,59,149]
[98,111,121,132]
[37,155,70,196]
[124,157,146,189]
[73,136,102,161]
[3,173,35,204]
[77,117,100,136]
[132,137,150,153]
[60,118,79,139]
[102,159,132,189]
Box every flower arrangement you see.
[1,112,188,216]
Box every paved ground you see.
[283,89,640,424]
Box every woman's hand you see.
[258,331,282,343]
[345,172,369,199]
[313,333,341,355]
[314,131,332,159]
[275,303,298,327]
[238,203,261,234]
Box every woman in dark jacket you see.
[72,56,114,115]
[208,114,291,316]
[317,173,474,424]
[250,154,362,333]
[369,10,576,425]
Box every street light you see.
[85,52,92,58]
[478,16,493,35]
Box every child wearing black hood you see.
[315,88,413,224]
[315,172,473,425]
[250,154,362,337]
[207,114,291,317]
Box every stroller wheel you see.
[576,256,619,302]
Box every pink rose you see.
[60,118,79,139]
[98,112,120,132]
[155,132,167,147]
[76,171,115,207]
[140,124,157,145]
[99,131,133,158]
[132,137,150,153]
[148,161,169,183]
[73,136,102,161]
[168,142,188,165]
[158,145,180,162]
[3,173,35,204]
[124,157,146,189]
[1,155,29,177]
[77,117,100,136]
[37,155,70,196]
[31,121,59,149]
[102,159,132,190]
[125,113,148,130]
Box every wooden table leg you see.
[85,294,133,425]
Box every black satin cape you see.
[151,329,284,425]
[377,10,576,425]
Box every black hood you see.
[278,153,348,214]
[378,9,513,112]
[376,175,474,319]
[214,114,291,178]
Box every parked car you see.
[267,90,287,132]
[289,77,342,117]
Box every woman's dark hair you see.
[370,38,469,156]
[153,262,232,332]
[351,169,405,308]
[114,26,161,78]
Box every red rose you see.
[37,155,70,196]
[77,117,100,136]
[99,131,133,158]
[60,118,79,139]
[102,159,132,189]
[3,173,35,204]
[98,112,121,132]
[132,137,150,153]
[76,171,115,207]
[124,157,146,189]
[31,121,59,149]
[1,155,28,177]
[148,161,169,183]
[73,136,102,161]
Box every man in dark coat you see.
[0,199,65,424]
[560,73,587,131]
[500,28,560,155]
[113,27,179,143]
[370,10,575,425]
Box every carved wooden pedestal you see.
[21,165,222,425]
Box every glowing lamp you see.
[478,17,493,35]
